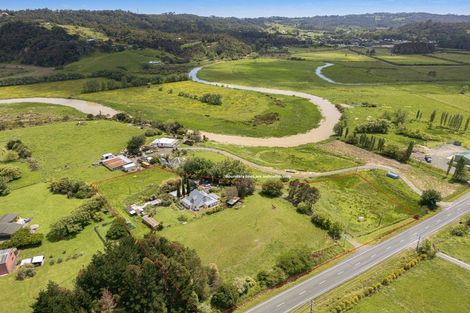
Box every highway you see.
[245,193,470,313]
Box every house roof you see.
[32,255,45,263]
[151,138,178,146]
[142,215,159,229]
[0,214,17,224]
[0,248,15,264]
[102,155,133,170]
[0,223,22,236]
[181,189,219,210]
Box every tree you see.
[126,135,146,155]
[32,281,81,313]
[98,289,118,313]
[105,218,129,240]
[182,157,214,180]
[276,248,313,276]
[419,189,442,210]
[402,141,414,162]
[234,177,255,198]
[418,239,437,259]
[207,263,221,291]
[447,156,454,176]
[261,179,283,198]
[211,284,239,310]
[452,157,467,182]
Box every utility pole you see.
[416,234,421,252]
[309,299,314,313]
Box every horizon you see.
[3,0,470,18]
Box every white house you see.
[151,138,179,149]
[180,189,219,211]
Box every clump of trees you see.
[113,112,187,137]
[33,235,210,313]
[105,217,129,240]
[391,42,435,55]
[252,112,279,126]
[5,139,32,159]
[49,177,94,199]
[0,179,10,197]
[178,92,223,105]
[126,134,146,155]
[47,197,106,241]
[0,166,22,182]
[355,119,389,134]
[287,179,320,215]
[311,213,343,239]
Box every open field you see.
[0,63,54,81]
[199,58,470,147]
[376,54,458,65]
[311,170,422,238]
[63,49,170,73]
[434,217,470,264]
[348,258,470,313]
[161,193,337,280]
[0,183,110,313]
[0,120,143,183]
[433,52,470,64]
[203,141,361,172]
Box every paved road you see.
[189,67,341,147]
[245,193,470,313]
[181,147,422,194]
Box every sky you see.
[3,0,470,18]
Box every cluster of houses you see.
[0,214,44,276]
[126,199,161,230]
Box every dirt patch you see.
[319,140,459,197]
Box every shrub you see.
[233,276,256,295]
[260,179,284,197]
[252,112,279,125]
[126,135,146,155]
[276,247,313,276]
[0,179,10,197]
[311,213,343,239]
[0,228,43,249]
[49,177,94,199]
[200,93,222,105]
[451,225,468,237]
[355,119,389,134]
[16,264,36,281]
[418,239,437,259]
[257,266,287,288]
[0,166,22,182]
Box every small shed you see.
[226,197,241,207]
[0,248,17,276]
[387,171,400,179]
[142,215,159,230]
[31,255,45,267]
[123,162,137,172]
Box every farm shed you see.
[142,215,159,230]
[0,248,18,276]
[151,138,179,148]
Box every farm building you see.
[127,199,162,216]
[0,248,18,276]
[226,197,241,207]
[101,153,115,161]
[387,171,400,179]
[142,215,159,230]
[102,155,134,171]
[151,138,179,149]
[181,189,219,211]
[20,255,45,267]
[123,162,137,172]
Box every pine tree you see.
[465,117,470,132]
[429,110,437,123]
[402,142,414,162]
[344,128,349,138]
[186,177,191,193]
[176,181,181,198]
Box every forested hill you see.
[253,13,470,30]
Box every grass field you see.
[311,170,422,238]
[433,52,470,64]
[348,258,470,313]
[434,218,470,264]
[375,54,458,65]
[203,141,361,172]
[0,183,110,313]
[199,58,470,147]
[63,49,170,73]
[0,120,143,183]
[0,63,54,81]
[161,193,337,280]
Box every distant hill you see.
[252,13,470,30]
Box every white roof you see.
[102,153,114,157]
[32,255,44,263]
[20,258,32,266]
[152,138,178,145]
[123,162,136,169]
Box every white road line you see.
[425,226,430,230]
[337,271,344,275]
[319,280,326,285]
[277,302,285,308]
[400,239,404,243]
[355,262,361,266]
[299,290,306,296]
[371,254,376,258]
[386,246,391,250]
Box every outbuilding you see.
[151,138,179,149]
[0,248,18,276]
[123,162,137,172]
[142,215,159,230]
[387,171,400,179]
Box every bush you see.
[418,239,437,259]
[233,276,256,295]
[260,179,284,197]
[257,266,287,288]
[311,213,343,239]
[49,177,94,199]
[277,248,313,276]
[419,189,442,210]
[16,264,36,281]
[0,228,43,249]
[200,93,222,105]
[0,166,22,182]
[126,135,146,155]
[451,225,468,237]
[0,179,10,197]
[211,283,239,310]
[355,119,389,134]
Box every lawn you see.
[0,120,144,183]
[0,183,110,313]
[375,54,458,65]
[348,258,470,313]
[202,141,361,172]
[311,170,422,238]
[161,193,337,280]
[433,52,470,64]
[434,218,470,264]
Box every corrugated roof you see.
[0,214,17,224]
[0,223,22,236]
[0,248,14,264]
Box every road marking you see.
[371,254,376,258]
[337,271,344,275]
[355,262,361,266]
[400,239,404,243]
[447,213,452,217]
[386,246,391,250]
[299,290,306,296]
[319,280,326,285]
[425,226,430,230]
[436,219,441,223]
[277,302,285,308]
[412,232,418,236]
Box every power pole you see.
[416,234,421,252]
[309,299,314,313]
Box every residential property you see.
[122,162,137,172]
[102,155,134,171]
[0,214,22,240]
[159,156,185,169]
[151,138,179,149]
[181,189,220,211]
[101,153,115,161]
[20,255,45,267]
[142,215,159,230]
[127,199,161,216]
[0,248,18,276]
